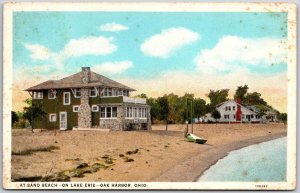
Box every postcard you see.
[2,2,297,190]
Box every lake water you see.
[198,137,287,182]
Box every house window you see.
[224,114,230,119]
[107,107,112,117]
[112,89,117,96]
[73,105,79,112]
[90,88,97,97]
[108,88,112,96]
[233,115,236,119]
[141,108,145,118]
[100,107,106,118]
[100,107,117,118]
[129,107,132,117]
[233,106,236,110]
[104,88,109,96]
[251,114,254,118]
[118,90,121,96]
[49,114,56,122]
[132,107,136,118]
[92,105,99,112]
[126,107,135,118]
[112,107,117,117]
[48,90,56,99]
[228,106,231,111]
[33,91,43,99]
[75,88,81,98]
[63,92,71,105]
[101,88,115,97]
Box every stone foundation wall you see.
[78,88,91,128]
[98,105,152,131]
[99,106,123,130]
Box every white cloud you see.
[195,36,287,73]
[99,22,128,32]
[24,43,51,60]
[62,36,117,58]
[24,36,117,69]
[92,61,133,74]
[141,27,200,58]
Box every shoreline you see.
[153,132,287,182]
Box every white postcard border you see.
[2,2,297,190]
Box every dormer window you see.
[90,88,97,97]
[48,90,56,99]
[75,88,81,98]
[108,88,112,96]
[104,88,109,96]
[33,91,43,99]
[112,88,117,96]
[118,89,123,96]
[123,90,129,96]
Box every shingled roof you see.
[25,70,135,91]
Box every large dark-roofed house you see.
[25,67,151,131]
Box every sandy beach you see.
[11,123,287,182]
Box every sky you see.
[13,11,288,112]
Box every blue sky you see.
[13,11,288,112]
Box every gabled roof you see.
[25,71,135,91]
[216,100,257,114]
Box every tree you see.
[234,85,249,102]
[157,95,169,131]
[166,93,183,124]
[207,89,229,112]
[147,97,160,123]
[23,98,46,132]
[193,98,206,119]
[212,110,221,122]
[245,92,267,106]
[135,93,147,98]
[11,111,19,126]
[278,113,287,125]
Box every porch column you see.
[147,106,152,130]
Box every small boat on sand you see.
[186,133,207,144]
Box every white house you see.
[264,110,278,122]
[216,100,261,123]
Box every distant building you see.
[264,110,278,122]
[216,100,261,123]
[25,67,151,131]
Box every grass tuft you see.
[12,146,60,156]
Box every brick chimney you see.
[236,98,242,122]
[78,67,92,128]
